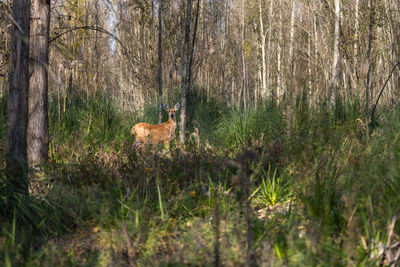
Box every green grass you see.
[0,90,400,266]
[253,165,291,206]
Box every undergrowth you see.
[0,90,399,266]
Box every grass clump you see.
[256,166,291,207]
[216,104,285,154]
[49,93,134,146]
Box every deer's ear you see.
[164,104,169,111]
[174,103,180,110]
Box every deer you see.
[131,103,179,147]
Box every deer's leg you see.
[133,138,143,149]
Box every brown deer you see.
[131,103,179,146]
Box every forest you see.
[0,0,400,265]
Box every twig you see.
[50,25,117,44]
[1,10,25,34]
[49,25,146,86]
[0,10,29,44]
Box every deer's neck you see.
[167,117,176,127]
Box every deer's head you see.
[164,103,179,121]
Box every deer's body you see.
[131,103,179,146]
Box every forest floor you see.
[1,92,400,266]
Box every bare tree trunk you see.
[365,0,376,118]
[6,0,31,190]
[312,0,319,100]
[394,0,400,103]
[266,0,273,101]
[179,0,192,142]
[241,0,247,109]
[158,0,163,123]
[187,0,201,92]
[94,0,99,93]
[330,0,340,102]
[288,0,296,79]
[277,0,282,102]
[354,0,359,83]
[259,0,267,101]
[308,34,312,89]
[28,0,51,166]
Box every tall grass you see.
[49,93,134,145]
[215,103,285,154]
[0,90,400,266]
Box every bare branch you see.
[370,62,400,124]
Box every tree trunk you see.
[394,0,400,103]
[28,0,51,166]
[308,34,312,89]
[158,0,163,123]
[179,0,192,142]
[266,0,273,101]
[312,0,319,99]
[188,0,201,92]
[365,0,376,118]
[94,0,100,93]
[354,0,359,83]
[6,0,31,190]
[288,0,296,79]
[276,0,282,101]
[330,0,340,102]
[259,0,267,101]
[241,0,246,109]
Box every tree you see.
[187,0,201,93]
[365,0,376,118]
[276,0,282,101]
[266,0,273,101]
[6,0,31,192]
[241,0,247,109]
[258,0,267,101]
[330,0,341,102]
[179,0,192,142]
[288,0,296,79]
[354,0,359,83]
[158,0,164,124]
[28,0,51,165]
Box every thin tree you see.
[158,0,163,123]
[276,0,282,101]
[288,0,296,79]
[266,0,273,100]
[28,0,51,165]
[365,0,376,119]
[179,0,192,142]
[258,0,267,101]
[330,0,340,102]
[6,0,31,191]
[354,0,359,82]
[187,0,201,92]
[241,0,247,109]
